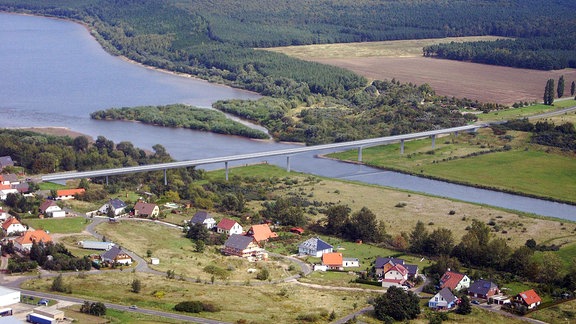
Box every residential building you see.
[343,257,360,267]
[99,198,127,216]
[216,218,243,236]
[321,252,343,270]
[13,230,52,251]
[515,289,541,309]
[133,201,159,218]
[101,246,132,265]
[2,217,26,236]
[55,188,85,200]
[0,156,14,170]
[374,257,418,279]
[429,287,459,310]
[298,237,333,257]
[439,271,470,291]
[468,279,499,299]
[190,210,216,229]
[245,224,278,243]
[39,200,65,218]
[222,234,266,260]
[382,263,409,288]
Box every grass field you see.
[24,272,374,324]
[22,217,89,234]
[64,304,182,324]
[328,129,576,204]
[529,299,576,323]
[265,36,508,59]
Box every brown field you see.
[266,37,576,105]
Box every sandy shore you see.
[15,127,92,140]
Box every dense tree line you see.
[91,104,269,139]
[324,205,388,243]
[501,119,576,151]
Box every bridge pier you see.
[431,135,436,149]
[454,131,458,137]
[225,161,229,181]
[357,146,363,162]
[106,176,108,186]
[286,156,291,173]
[164,169,167,186]
[400,139,405,155]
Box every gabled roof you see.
[134,201,157,215]
[299,237,333,252]
[375,257,405,269]
[101,245,129,260]
[0,156,14,168]
[405,264,419,276]
[191,210,213,224]
[224,234,256,250]
[56,188,85,197]
[1,174,18,183]
[468,279,498,295]
[13,183,29,193]
[438,287,457,302]
[517,289,541,305]
[322,252,343,266]
[389,263,409,276]
[217,218,239,230]
[440,271,467,290]
[39,200,58,213]
[109,198,127,209]
[14,229,52,245]
[2,217,21,230]
[246,224,278,243]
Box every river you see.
[1,13,574,220]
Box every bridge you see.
[41,124,487,184]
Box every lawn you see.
[64,304,182,324]
[94,220,298,283]
[529,299,576,323]
[24,272,374,324]
[22,217,89,234]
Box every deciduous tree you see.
[374,286,420,321]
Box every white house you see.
[99,198,127,216]
[298,237,333,257]
[39,200,65,218]
[190,211,216,229]
[0,209,8,221]
[216,218,243,235]
[382,264,409,288]
[428,287,458,310]
[0,189,18,201]
[1,217,26,236]
[343,257,360,268]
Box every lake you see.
[1,13,574,220]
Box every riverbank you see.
[14,127,92,140]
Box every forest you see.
[90,104,269,140]
[0,0,572,143]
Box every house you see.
[0,189,18,201]
[13,230,52,251]
[343,257,360,267]
[290,227,304,235]
[216,218,243,236]
[468,279,499,299]
[39,200,65,218]
[222,234,266,260]
[298,237,333,257]
[13,182,29,194]
[515,289,541,309]
[133,201,159,218]
[439,271,470,291]
[429,287,459,310]
[2,217,27,236]
[99,198,127,216]
[382,263,409,288]
[374,257,419,279]
[0,156,14,170]
[101,246,132,265]
[0,209,8,221]
[245,224,278,243]
[321,252,343,270]
[55,188,85,200]
[190,211,216,229]
[79,241,115,251]
[0,174,18,185]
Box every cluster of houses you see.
[1,217,52,252]
[427,270,541,311]
[297,237,359,271]
[0,158,29,200]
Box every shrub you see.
[175,301,203,313]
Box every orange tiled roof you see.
[15,229,52,245]
[246,224,278,242]
[56,188,85,197]
[440,271,466,290]
[2,217,21,230]
[322,252,343,266]
[518,289,541,305]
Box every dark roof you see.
[0,156,14,168]
[405,264,419,275]
[299,237,333,252]
[468,279,498,295]
[14,183,29,193]
[101,245,124,260]
[224,234,255,250]
[2,174,18,183]
[109,198,127,209]
[438,287,457,302]
[191,210,212,224]
[375,257,405,269]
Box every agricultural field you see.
[328,128,576,204]
[267,37,576,105]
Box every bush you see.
[174,301,204,313]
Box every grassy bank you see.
[328,129,576,204]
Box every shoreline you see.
[7,127,92,140]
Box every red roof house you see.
[14,229,53,251]
[216,218,243,236]
[245,224,278,243]
[516,289,541,309]
[56,188,85,200]
[439,271,470,291]
[322,252,343,270]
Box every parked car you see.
[37,299,49,306]
[471,300,480,305]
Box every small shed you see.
[151,258,160,265]
[79,241,115,251]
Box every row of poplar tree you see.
[543,76,576,105]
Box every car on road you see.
[129,305,138,310]
[471,300,480,305]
